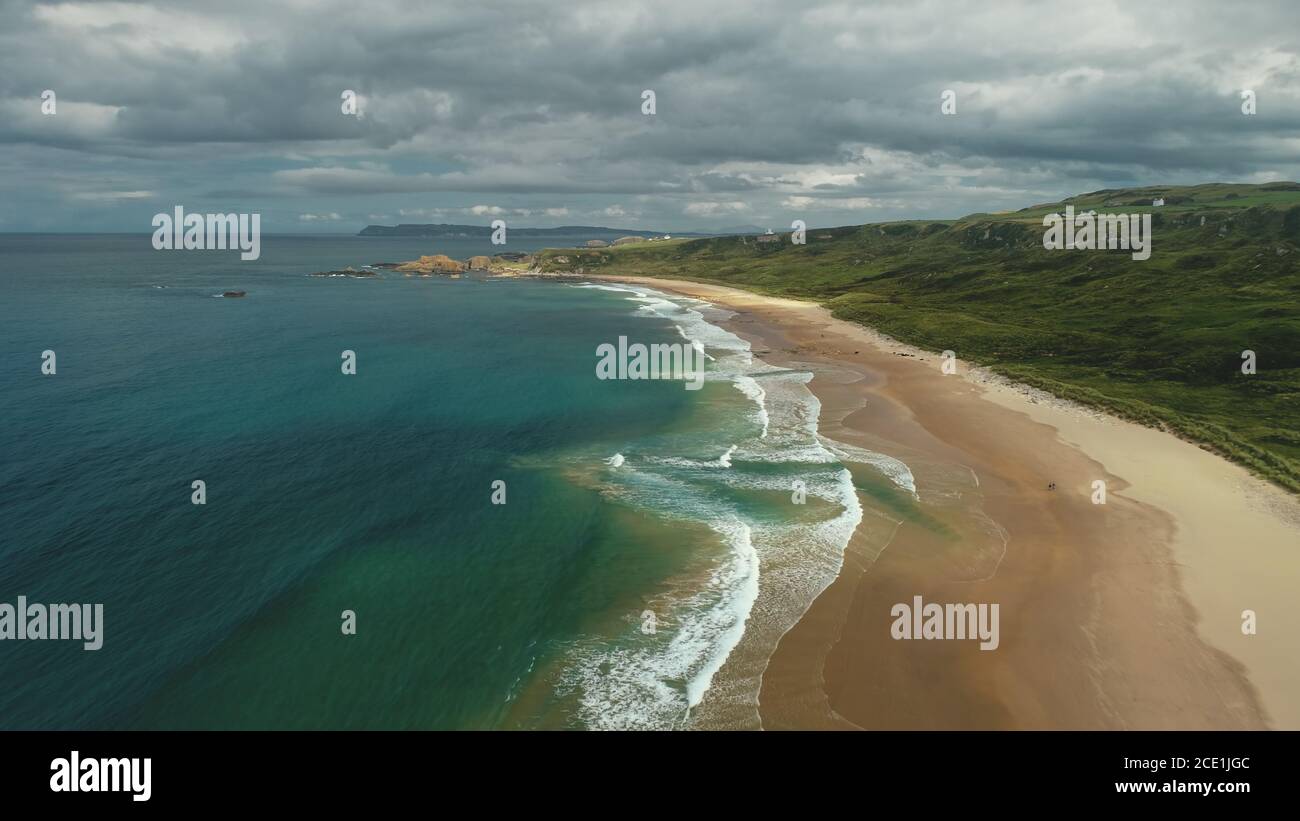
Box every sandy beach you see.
[589,274,1300,731]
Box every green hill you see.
[535,183,1300,492]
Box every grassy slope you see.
[534,182,1300,492]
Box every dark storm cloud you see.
[0,0,1297,230]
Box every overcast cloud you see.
[1,0,1297,232]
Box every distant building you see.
[1152,198,1165,207]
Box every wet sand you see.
[590,275,1300,730]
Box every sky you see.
[1,0,1298,233]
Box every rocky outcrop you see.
[585,239,609,247]
[395,254,467,275]
[467,255,492,270]
[612,236,646,245]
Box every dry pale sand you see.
[589,274,1300,730]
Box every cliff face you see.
[395,254,466,274]
[467,256,492,270]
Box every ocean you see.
[0,233,913,729]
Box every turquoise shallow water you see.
[0,234,899,729]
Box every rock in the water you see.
[394,254,467,275]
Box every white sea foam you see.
[732,376,769,438]
[682,518,759,708]
[567,516,760,728]
[574,283,649,295]
[561,281,911,729]
[819,436,918,495]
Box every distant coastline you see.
[357,222,718,239]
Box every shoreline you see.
[585,274,1300,730]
